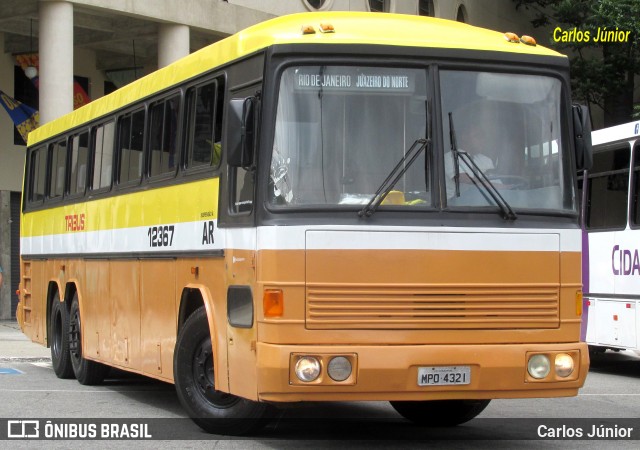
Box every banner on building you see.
[72,80,91,110]
[15,53,91,110]
[15,53,40,88]
[0,90,40,143]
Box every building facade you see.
[0,0,539,319]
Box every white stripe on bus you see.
[22,224,581,256]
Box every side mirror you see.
[572,104,593,171]
[228,97,257,168]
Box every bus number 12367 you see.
[147,225,175,248]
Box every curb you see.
[0,320,21,331]
[0,357,51,363]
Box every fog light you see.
[327,356,352,382]
[528,354,550,379]
[295,356,321,382]
[555,353,575,378]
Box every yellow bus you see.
[17,12,592,435]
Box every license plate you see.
[417,366,471,386]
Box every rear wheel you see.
[50,293,74,379]
[390,399,491,426]
[174,306,272,435]
[69,293,109,385]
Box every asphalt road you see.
[0,347,639,449]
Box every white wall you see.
[227,0,417,15]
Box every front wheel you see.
[390,399,491,426]
[174,306,272,435]
[69,293,109,385]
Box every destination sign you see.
[293,67,415,93]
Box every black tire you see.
[50,293,74,379]
[390,399,491,427]
[174,306,272,436]
[69,293,109,385]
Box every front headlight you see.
[555,353,575,378]
[295,356,321,382]
[327,356,352,382]
[528,354,550,379]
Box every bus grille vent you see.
[306,284,560,330]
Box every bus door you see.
[219,76,262,400]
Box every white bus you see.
[582,120,640,353]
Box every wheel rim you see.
[192,337,238,408]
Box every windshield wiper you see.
[448,113,517,221]
[358,138,430,217]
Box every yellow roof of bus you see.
[28,11,564,146]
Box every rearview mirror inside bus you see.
[228,97,257,167]
[572,104,593,171]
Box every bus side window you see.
[70,131,89,196]
[118,108,145,184]
[92,122,115,191]
[586,145,630,230]
[185,77,225,170]
[28,146,47,204]
[633,143,640,227]
[149,95,180,177]
[49,139,68,199]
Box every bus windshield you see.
[442,70,573,212]
[270,65,430,208]
[270,65,575,214]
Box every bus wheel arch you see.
[63,282,78,313]
[177,286,224,385]
[178,287,207,334]
[173,305,272,435]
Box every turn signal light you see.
[263,289,284,317]
[576,291,583,316]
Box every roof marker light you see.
[504,32,520,43]
[302,24,316,35]
[319,23,335,33]
[520,35,537,46]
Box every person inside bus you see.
[444,120,496,198]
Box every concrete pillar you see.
[0,191,10,320]
[158,23,190,68]
[39,1,74,124]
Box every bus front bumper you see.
[256,342,589,402]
